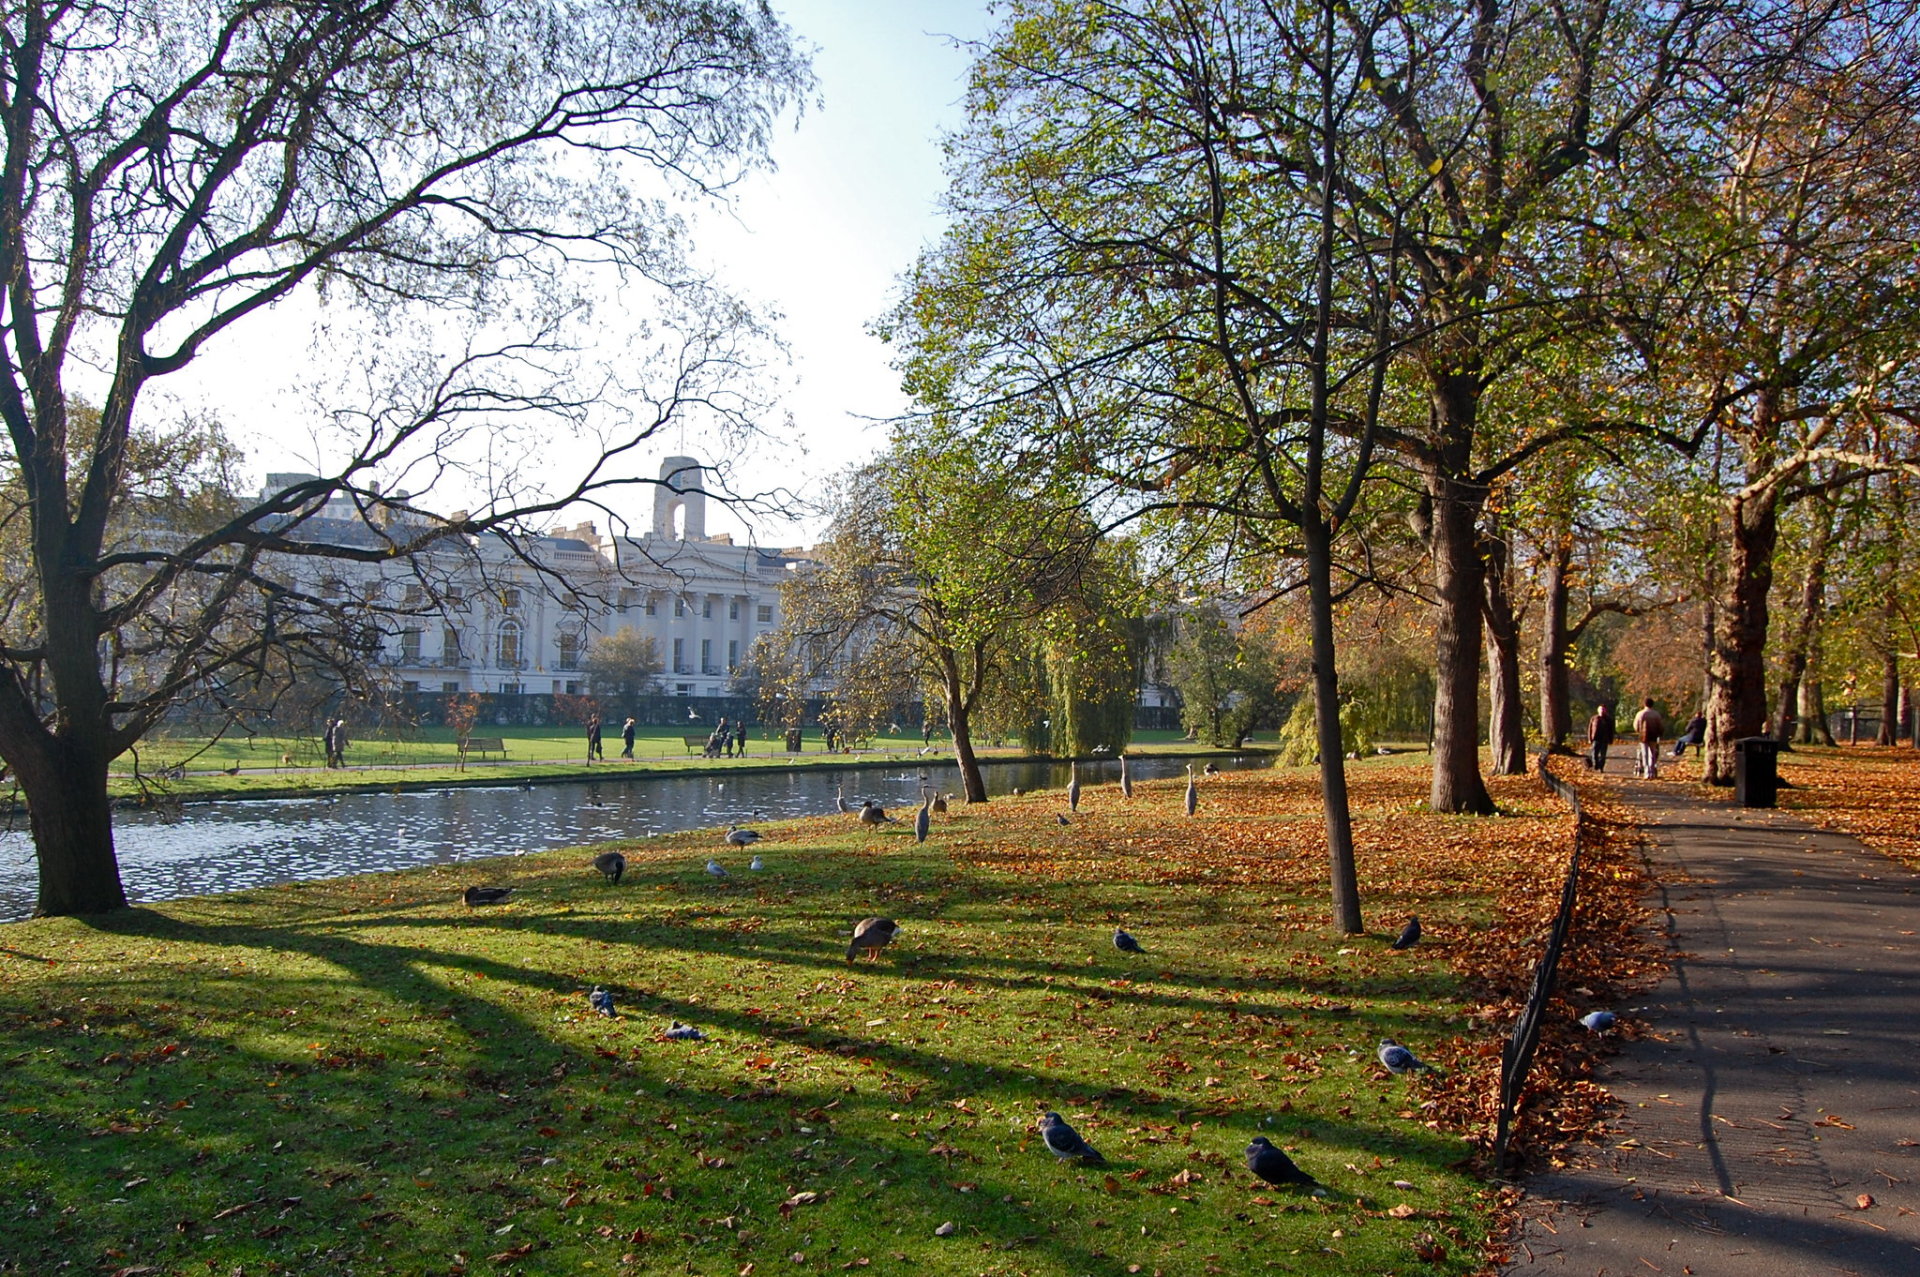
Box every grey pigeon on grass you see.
[665,1021,706,1041]
[1038,1111,1105,1164]
[1246,1136,1324,1192]
[589,986,615,1018]
[1580,1010,1616,1032]
[1113,928,1144,954]
[1390,916,1422,949]
[1377,1037,1435,1075]
[592,851,626,884]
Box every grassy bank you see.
[0,762,1604,1275]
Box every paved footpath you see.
[1504,768,1920,1277]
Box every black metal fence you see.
[1493,752,1586,1174]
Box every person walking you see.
[586,713,604,762]
[620,717,636,760]
[734,722,747,757]
[1633,698,1666,779]
[1588,704,1616,772]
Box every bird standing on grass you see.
[1185,764,1198,816]
[859,800,894,828]
[1068,761,1081,812]
[665,1021,706,1041]
[592,851,626,885]
[915,787,932,844]
[932,792,949,815]
[1377,1037,1435,1075]
[847,916,899,962]
[1038,1112,1105,1164]
[1113,928,1144,954]
[749,854,764,871]
[705,859,728,879]
[1391,916,1422,949]
[724,826,761,847]
[463,886,514,907]
[1580,1010,1616,1033]
[590,987,616,1018]
[1246,1137,1324,1192]
[836,785,852,814]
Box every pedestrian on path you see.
[586,713,604,761]
[620,717,636,760]
[1587,704,1615,772]
[1632,698,1664,778]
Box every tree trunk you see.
[1877,652,1900,745]
[1304,517,1362,934]
[1482,523,1526,775]
[1704,484,1780,784]
[1773,496,1833,742]
[1426,465,1496,813]
[1538,537,1573,750]
[945,681,989,804]
[1798,678,1834,745]
[13,737,126,916]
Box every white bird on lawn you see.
[705,859,728,879]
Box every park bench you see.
[458,737,508,761]
[682,734,709,754]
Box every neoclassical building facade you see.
[273,457,807,701]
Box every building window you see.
[672,637,686,672]
[441,626,461,665]
[497,620,521,668]
[401,680,419,694]
[728,639,739,670]
[700,638,712,672]
[499,682,522,695]
[673,596,686,618]
[644,592,657,616]
[402,583,426,607]
[400,629,422,662]
[442,681,460,694]
[675,683,693,696]
[320,576,347,598]
[564,680,581,695]
[500,588,521,610]
[728,599,740,621]
[757,604,774,623]
[556,632,580,670]
[701,597,712,619]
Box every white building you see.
[267,457,807,701]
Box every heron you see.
[1184,764,1198,816]
[915,787,931,844]
[835,785,852,814]
[1119,754,1132,798]
[592,851,626,885]
[1067,760,1081,812]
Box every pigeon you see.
[724,827,762,847]
[1113,928,1144,954]
[592,851,626,885]
[589,986,616,1018]
[1377,1037,1434,1075]
[1067,761,1081,812]
[1037,1111,1105,1163]
[1580,1010,1616,1033]
[1056,813,1070,826]
[749,854,764,871]
[1390,916,1422,949]
[847,916,899,962]
[705,859,728,879]
[463,886,514,907]
[665,1020,706,1041]
[1246,1136,1323,1192]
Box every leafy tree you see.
[582,627,664,700]
[0,0,807,915]
[1166,608,1281,749]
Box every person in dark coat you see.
[1587,704,1616,772]
[1674,710,1707,758]
[621,716,636,760]
[587,714,604,761]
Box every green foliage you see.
[1166,608,1282,748]
[1276,690,1379,767]
[582,626,663,699]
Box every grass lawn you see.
[0,760,1624,1275]
[100,728,1257,801]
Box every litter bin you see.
[1734,735,1779,808]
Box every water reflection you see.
[0,755,1266,921]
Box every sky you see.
[167,0,997,550]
